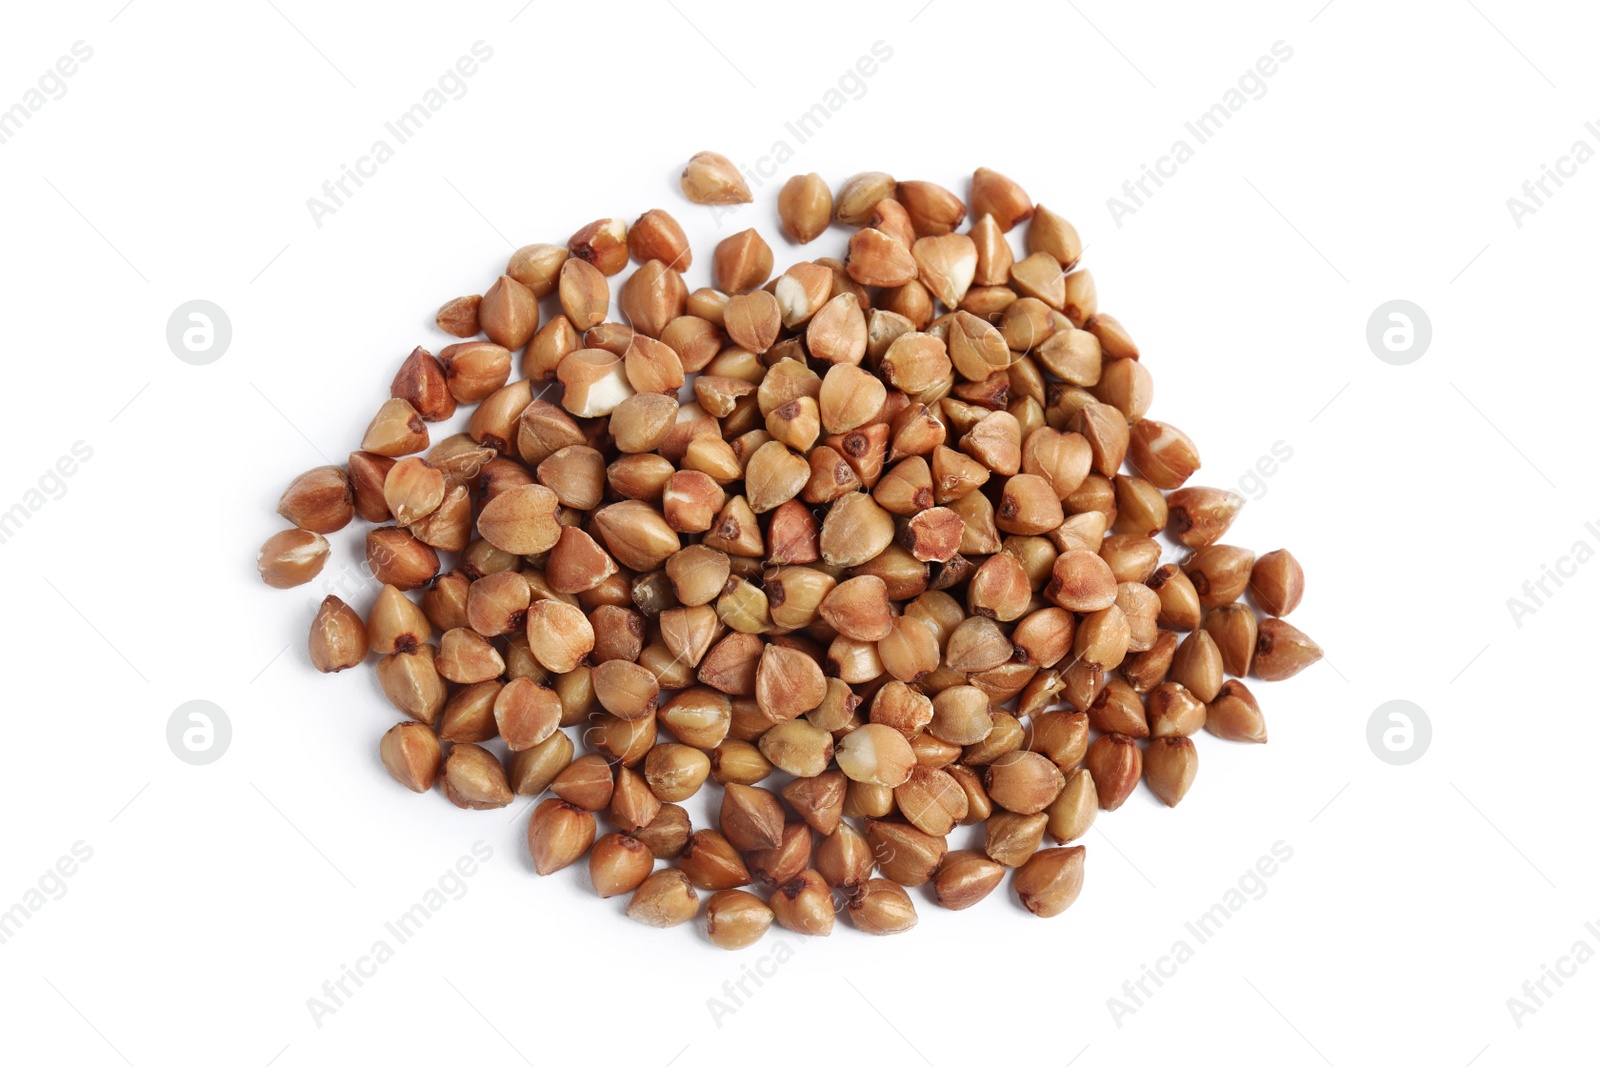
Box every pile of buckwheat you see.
[258,152,1321,945]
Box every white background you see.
[1,1,1594,1064]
